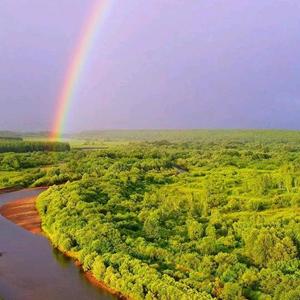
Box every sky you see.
[0,0,300,132]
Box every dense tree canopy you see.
[30,131,300,299]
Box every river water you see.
[0,189,116,300]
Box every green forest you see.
[1,130,300,299]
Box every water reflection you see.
[0,189,116,300]
[52,247,72,268]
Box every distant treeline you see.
[0,136,23,141]
[0,130,22,140]
[0,141,70,153]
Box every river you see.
[0,189,116,300]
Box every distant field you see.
[22,137,129,149]
[19,129,300,149]
[71,129,300,142]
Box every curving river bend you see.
[0,189,116,300]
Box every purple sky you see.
[1,0,300,132]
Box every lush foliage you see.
[0,151,74,189]
[34,131,300,300]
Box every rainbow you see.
[50,0,112,140]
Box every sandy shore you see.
[0,191,129,300]
[0,196,42,234]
